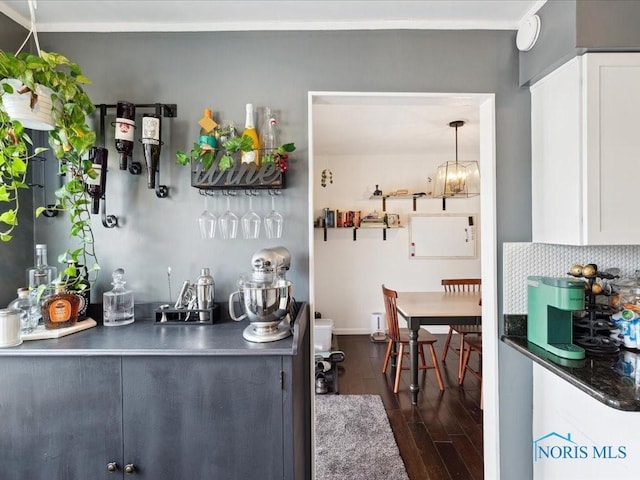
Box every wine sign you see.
[192,153,285,190]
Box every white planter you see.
[1,78,56,131]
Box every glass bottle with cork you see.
[259,107,278,163]
[41,282,81,329]
[103,268,135,326]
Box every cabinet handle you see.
[106,462,118,472]
[124,464,136,474]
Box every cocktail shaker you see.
[196,268,215,321]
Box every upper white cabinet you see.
[531,53,640,245]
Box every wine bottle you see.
[115,101,136,170]
[241,103,260,166]
[86,146,108,215]
[141,114,162,188]
[259,107,278,163]
[198,108,218,153]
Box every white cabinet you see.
[531,53,640,245]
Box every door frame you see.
[307,91,498,479]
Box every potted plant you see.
[0,49,99,291]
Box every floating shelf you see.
[191,153,285,190]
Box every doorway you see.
[308,91,498,478]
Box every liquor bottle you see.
[86,146,108,215]
[41,282,81,329]
[198,108,218,153]
[8,287,40,334]
[196,267,215,322]
[27,244,58,299]
[241,103,260,165]
[141,113,162,188]
[115,101,136,170]
[63,260,90,321]
[259,107,278,162]
[103,268,135,326]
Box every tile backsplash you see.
[503,243,640,314]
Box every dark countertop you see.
[0,302,308,357]
[502,314,640,411]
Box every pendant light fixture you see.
[432,120,480,210]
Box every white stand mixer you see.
[229,247,294,343]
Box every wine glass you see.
[197,195,217,239]
[241,192,261,239]
[218,194,238,239]
[264,193,284,239]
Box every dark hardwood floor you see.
[328,334,483,480]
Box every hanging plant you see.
[0,49,99,288]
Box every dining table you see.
[396,291,482,404]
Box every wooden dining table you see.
[396,291,482,404]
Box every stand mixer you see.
[229,247,294,342]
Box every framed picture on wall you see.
[386,213,400,227]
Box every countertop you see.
[502,314,640,411]
[0,302,308,357]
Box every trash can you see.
[314,318,334,352]
[370,312,386,342]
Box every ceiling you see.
[0,0,546,32]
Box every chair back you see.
[382,284,400,342]
[441,278,481,293]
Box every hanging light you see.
[432,120,480,209]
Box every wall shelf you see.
[191,154,285,190]
[369,193,428,212]
[315,224,403,241]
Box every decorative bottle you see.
[63,260,90,321]
[241,103,260,166]
[196,267,215,322]
[198,108,218,153]
[115,101,136,170]
[41,282,81,330]
[141,113,162,189]
[259,107,278,162]
[86,146,108,214]
[27,244,57,299]
[8,287,39,334]
[103,268,135,326]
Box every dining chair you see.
[440,278,482,380]
[381,285,444,393]
[459,335,483,409]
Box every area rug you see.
[315,394,409,480]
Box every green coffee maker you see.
[527,276,585,360]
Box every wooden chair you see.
[381,285,444,393]
[459,335,483,409]
[440,278,482,381]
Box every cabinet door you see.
[122,356,284,480]
[531,56,583,245]
[584,53,640,244]
[0,357,123,480]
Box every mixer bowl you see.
[229,281,292,324]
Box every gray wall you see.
[5,26,534,477]
[0,15,33,306]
